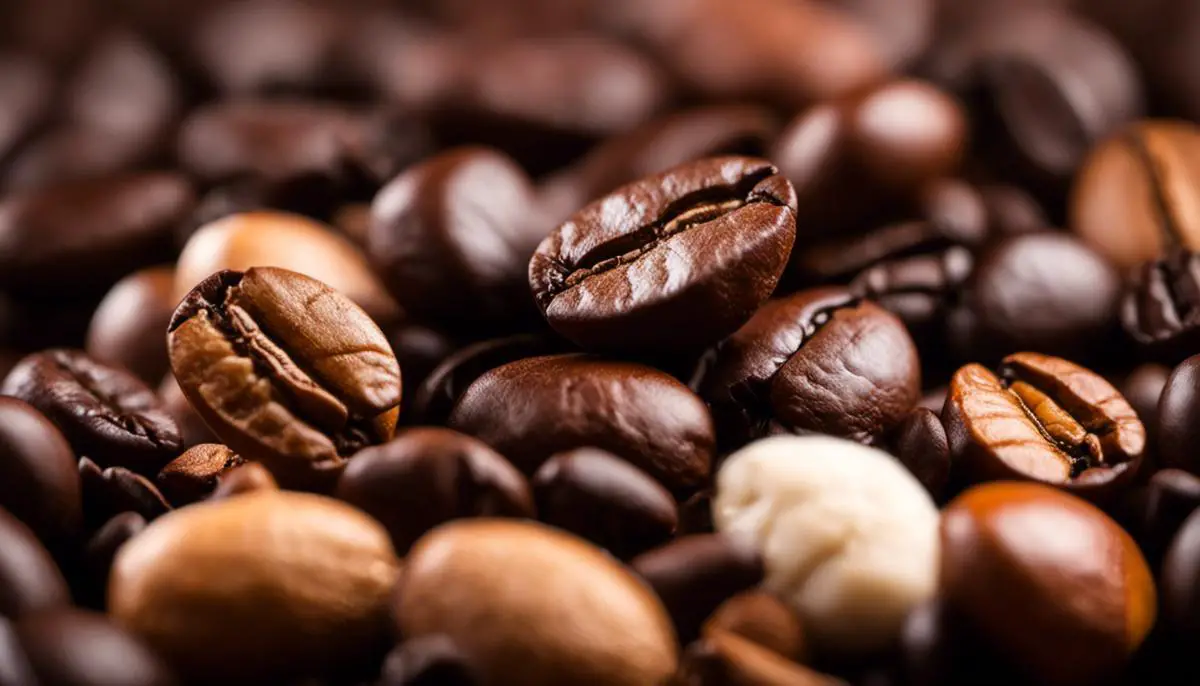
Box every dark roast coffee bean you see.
[977,183,1049,236]
[1158,354,1200,475]
[380,635,481,686]
[0,617,36,685]
[887,408,951,501]
[156,444,244,506]
[86,266,177,385]
[79,511,147,611]
[79,459,171,527]
[389,325,458,407]
[700,288,921,447]
[448,354,714,494]
[850,247,974,354]
[529,156,797,355]
[63,30,179,142]
[368,147,543,332]
[1161,503,1200,643]
[678,490,715,536]
[4,125,159,193]
[15,609,179,686]
[2,350,181,475]
[0,55,50,164]
[771,80,967,241]
[157,374,218,449]
[947,233,1121,364]
[532,447,676,560]
[1120,363,1171,439]
[944,352,1146,500]
[0,173,194,297]
[336,427,533,554]
[210,462,279,500]
[0,507,70,619]
[409,335,560,426]
[899,599,1026,686]
[818,0,932,70]
[168,268,402,491]
[1070,120,1200,270]
[674,631,844,686]
[1122,248,1200,363]
[703,591,806,662]
[631,534,764,645]
[1132,469,1200,572]
[0,397,81,553]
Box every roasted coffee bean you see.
[632,534,764,646]
[1120,363,1171,439]
[86,266,177,385]
[771,80,967,241]
[0,172,194,296]
[158,374,218,449]
[0,397,80,553]
[111,491,400,684]
[1158,354,1200,475]
[63,30,180,143]
[703,591,806,662]
[944,352,1146,500]
[210,462,278,500]
[700,288,920,447]
[0,55,50,164]
[167,268,402,491]
[79,459,172,527]
[677,490,715,536]
[368,147,543,332]
[1131,469,1200,571]
[532,447,676,560]
[447,354,714,494]
[388,324,458,407]
[380,635,481,686]
[0,507,70,619]
[395,519,677,686]
[941,482,1156,686]
[3,349,182,474]
[887,408,951,501]
[156,444,244,506]
[538,105,780,224]
[336,427,533,555]
[3,125,158,192]
[977,183,1049,236]
[14,609,179,686]
[818,0,932,70]
[1161,502,1200,643]
[530,156,796,354]
[409,334,559,426]
[947,233,1121,364]
[1122,248,1200,363]
[176,211,400,326]
[79,511,147,610]
[673,631,845,686]
[1070,120,1200,269]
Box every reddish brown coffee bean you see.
[703,591,807,663]
[0,507,70,619]
[0,397,81,553]
[210,462,278,500]
[79,511,147,610]
[156,444,244,506]
[86,266,177,385]
[941,482,1156,686]
[79,458,171,527]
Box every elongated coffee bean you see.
[167,267,402,491]
[528,156,797,354]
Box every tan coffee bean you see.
[394,519,678,686]
[109,491,400,685]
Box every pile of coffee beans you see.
[7,0,1200,683]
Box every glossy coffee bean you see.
[1157,354,1200,475]
[79,511,147,610]
[1160,500,1200,642]
[678,490,715,536]
[944,352,1146,500]
[111,491,400,684]
[380,635,481,686]
[1070,120,1200,269]
[447,354,714,494]
[336,427,533,554]
[703,591,806,662]
[210,462,278,500]
[772,80,967,240]
[887,408,951,501]
[1120,363,1172,436]
[389,325,459,406]
[947,233,1121,364]
[673,631,844,686]
[941,482,1156,686]
[0,172,194,297]
[977,183,1049,236]
[157,374,218,449]
[176,212,400,325]
[530,156,796,355]
[85,266,177,385]
[395,519,677,686]
[15,609,179,686]
[167,268,402,491]
[0,397,80,552]
[2,350,181,475]
[79,458,171,527]
[1133,469,1200,571]
[0,507,70,619]
[1122,248,1200,364]
[3,125,157,193]
[700,288,920,447]
[62,30,180,142]
[156,444,244,506]
[368,147,542,332]
[533,447,676,560]
[632,534,764,645]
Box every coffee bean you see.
[210,462,278,500]
[941,482,1156,686]
[944,352,1146,500]
[677,490,715,536]
[0,172,194,297]
[63,30,180,143]
[0,617,36,685]
[1122,248,1200,363]
[714,435,939,656]
[79,458,172,527]
[700,288,920,447]
[111,491,400,684]
[703,591,806,662]
[336,427,533,555]
[157,374,218,449]
[0,507,70,619]
[1157,354,1200,475]
[1120,363,1171,439]
[380,635,481,686]
[899,599,1026,686]
[15,609,179,686]
[176,212,401,326]
[78,511,147,611]
[887,408,951,501]
[368,147,542,332]
[0,55,51,164]
[532,447,676,560]
[167,267,402,491]
[530,156,796,354]
[447,354,714,494]
[5,124,163,193]
[673,631,845,686]
[333,202,371,247]
[1134,469,1200,572]
[156,444,244,506]
[0,397,80,553]
[86,266,177,385]
[977,183,1049,236]
[395,519,677,686]
[631,534,764,646]
[1070,120,1200,269]
[3,349,182,475]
